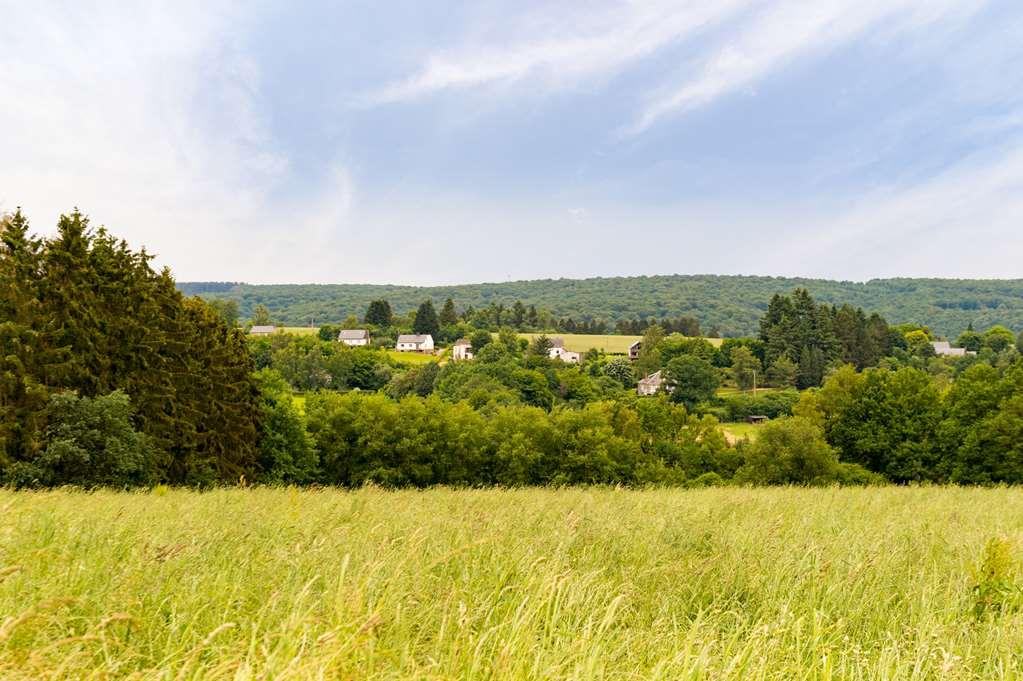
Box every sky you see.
[2,1,1023,285]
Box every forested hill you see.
[178,275,1023,338]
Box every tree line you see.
[5,209,1023,490]
[180,274,1023,338]
[1,210,262,487]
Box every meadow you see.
[515,333,723,354]
[3,487,1023,679]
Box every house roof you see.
[397,334,433,343]
[453,338,471,347]
[249,325,277,334]
[338,329,369,340]
[549,337,565,348]
[629,340,642,350]
[638,370,662,385]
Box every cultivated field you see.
[516,333,724,354]
[2,487,1023,679]
[280,326,319,336]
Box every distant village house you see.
[338,329,370,346]
[629,340,642,361]
[931,341,975,357]
[547,338,580,364]
[637,370,664,396]
[396,334,435,353]
[248,325,277,336]
[452,339,474,360]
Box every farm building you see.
[629,340,642,360]
[248,325,277,336]
[547,338,580,363]
[396,334,435,353]
[338,329,370,346]
[931,341,975,357]
[637,370,663,396]
[452,339,474,360]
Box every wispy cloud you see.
[628,0,984,134]
[0,1,354,281]
[362,1,748,106]
[364,0,987,137]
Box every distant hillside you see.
[178,276,1023,338]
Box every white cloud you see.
[627,0,984,134]
[0,1,351,281]
[785,141,1023,279]
[363,0,988,137]
[362,0,749,105]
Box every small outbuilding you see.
[338,329,371,346]
[249,325,277,336]
[628,340,642,361]
[637,370,663,396]
[452,339,474,360]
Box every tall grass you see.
[2,486,1023,679]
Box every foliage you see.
[603,357,634,387]
[718,389,800,421]
[253,369,318,484]
[5,391,157,488]
[0,209,262,488]
[730,346,762,390]
[766,356,798,387]
[307,393,678,487]
[663,355,720,410]
[412,300,440,336]
[364,299,393,327]
[735,417,840,485]
[971,537,1021,619]
[760,289,890,388]
[180,274,1023,339]
[250,303,273,326]
[634,325,664,377]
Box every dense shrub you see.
[4,391,157,488]
[735,417,840,486]
[718,389,800,421]
[305,392,726,487]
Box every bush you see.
[719,390,800,421]
[735,416,839,486]
[16,391,158,488]
[254,370,318,484]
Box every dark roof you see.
[397,334,433,343]
[338,329,369,340]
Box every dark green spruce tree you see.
[413,300,440,336]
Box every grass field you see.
[720,422,765,443]
[515,333,723,354]
[280,326,319,336]
[384,349,439,365]
[3,487,1023,679]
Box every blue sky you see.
[2,1,1023,284]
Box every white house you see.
[628,340,642,361]
[249,325,277,336]
[637,370,664,396]
[931,341,975,357]
[547,338,581,363]
[452,339,474,360]
[338,329,370,346]
[396,334,434,353]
